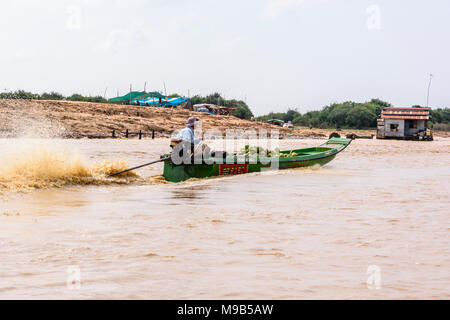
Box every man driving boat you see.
[170,117,227,164]
[170,117,205,164]
[176,117,201,145]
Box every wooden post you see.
[139,130,142,140]
[129,84,132,105]
[112,130,115,138]
[152,130,155,139]
[126,129,129,138]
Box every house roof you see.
[383,107,430,110]
[382,115,430,120]
[381,107,430,120]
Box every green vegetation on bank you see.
[257,99,391,129]
[257,99,450,130]
[0,90,108,103]
[430,108,450,129]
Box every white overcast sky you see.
[0,0,449,115]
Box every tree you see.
[370,98,391,108]
[66,94,108,103]
[66,94,85,101]
[258,98,414,129]
[0,90,39,100]
[40,91,65,100]
[227,99,253,120]
[284,109,300,122]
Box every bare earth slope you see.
[0,99,378,139]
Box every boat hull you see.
[163,138,350,182]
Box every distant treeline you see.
[257,99,450,130]
[431,108,450,129]
[0,90,108,103]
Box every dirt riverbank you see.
[3,98,445,139]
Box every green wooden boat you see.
[163,138,351,182]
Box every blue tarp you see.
[196,107,214,114]
[133,96,189,107]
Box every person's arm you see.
[178,128,201,145]
[188,128,201,145]
[193,136,201,145]
[177,128,191,142]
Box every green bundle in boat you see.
[280,151,298,158]
[235,145,299,158]
[236,145,277,157]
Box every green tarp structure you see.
[267,119,285,125]
[109,91,164,103]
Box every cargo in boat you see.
[162,138,351,182]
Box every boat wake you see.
[0,140,167,193]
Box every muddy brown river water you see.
[0,138,449,299]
